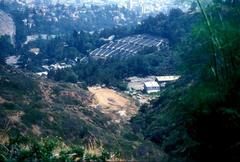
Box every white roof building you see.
[144,81,160,94]
[156,75,181,82]
[36,71,48,76]
[50,63,72,70]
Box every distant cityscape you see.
[52,0,192,14]
[2,0,193,14]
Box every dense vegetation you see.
[0,36,15,64]
[47,7,199,89]
[1,5,199,89]
[0,1,140,48]
[131,1,240,162]
[48,48,177,90]
[1,1,240,162]
[0,135,110,162]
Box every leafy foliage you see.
[0,135,110,162]
[46,7,199,89]
[0,36,15,64]
[131,2,240,162]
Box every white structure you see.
[24,34,57,45]
[50,63,72,70]
[127,76,156,91]
[156,75,181,82]
[144,81,160,94]
[36,71,48,77]
[156,75,181,87]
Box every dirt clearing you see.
[88,86,138,123]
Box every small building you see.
[36,71,48,77]
[144,81,160,94]
[155,75,181,87]
[50,63,72,70]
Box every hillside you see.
[90,34,167,59]
[0,10,16,44]
[1,1,240,162]
[0,65,168,161]
[131,2,240,162]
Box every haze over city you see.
[3,0,193,14]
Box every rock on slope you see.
[0,10,16,44]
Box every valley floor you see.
[88,86,138,123]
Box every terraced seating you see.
[90,34,166,59]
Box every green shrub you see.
[22,108,46,125]
[1,103,17,110]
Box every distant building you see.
[155,75,181,87]
[127,76,156,91]
[50,63,72,70]
[36,71,48,77]
[24,34,57,45]
[144,81,160,94]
